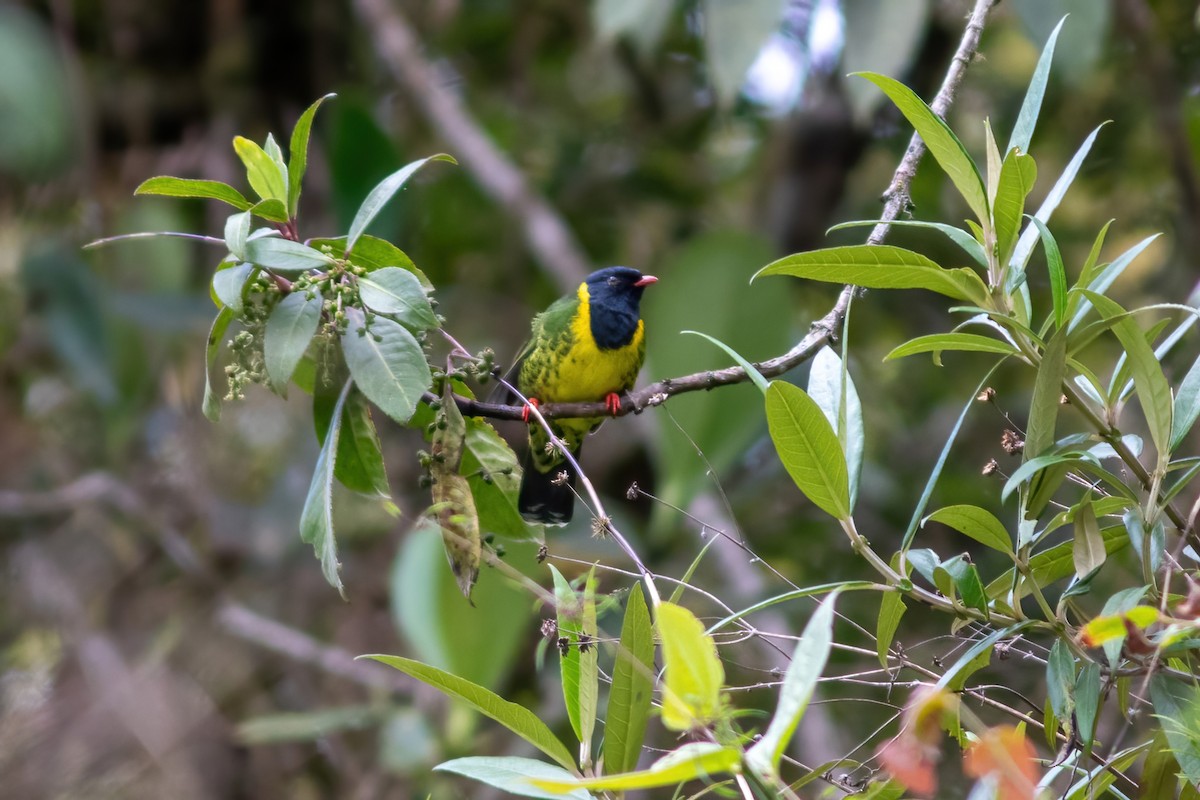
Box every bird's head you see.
[584,266,658,305]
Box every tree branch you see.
[434,0,998,424]
[352,0,591,294]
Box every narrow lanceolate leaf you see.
[202,307,235,422]
[925,505,1013,555]
[827,219,988,268]
[755,245,987,304]
[434,757,591,800]
[550,566,596,754]
[299,378,351,598]
[224,210,251,260]
[985,525,1128,601]
[884,333,1015,362]
[288,93,336,219]
[1170,350,1200,451]
[263,290,323,395]
[341,308,432,424]
[876,590,906,668]
[658,602,725,732]
[993,150,1036,270]
[529,743,741,793]
[134,176,252,210]
[854,72,989,226]
[683,330,769,394]
[1046,639,1075,721]
[1075,663,1101,750]
[807,347,864,510]
[346,154,457,254]
[1150,676,1200,787]
[431,381,479,598]
[244,237,336,274]
[358,267,438,332]
[765,381,850,521]
[1068,233,1161,333]
[1025,327,1067,460]
[604,583,654,776]
[363,655,576,771]
[1008,16,1065,154]
[1082,291,1173,460]
[1029,217,1067,329]
[233,135,288,204]
[745,592,838,778]
[1072,499,1106,578]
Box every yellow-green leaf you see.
[657,602,724,732]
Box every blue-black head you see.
[583,266,657,350]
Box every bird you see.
[513,266,657,525]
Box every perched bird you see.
[515,266,657,524]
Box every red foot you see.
[522,397,541,422]
[604,392,622,416]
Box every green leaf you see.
[682,330,768,394]
[1008,16,1065,154]
[1072,498,1106,578]
[264,290,323,395]
[462,417,528,538]
[1097,585,1149,667]
[1026,326,1067,460]
[745,591,838,778]
[346,154,457,254]
[311,235,425,280]
[765,381,850,521]
[212,262,253,316]
[550,565,598,759]
[435,757,591,800]
[705,581,880,634]
[993,149,1037,269]
[233,135,288,204]
[1171,350,1200,451]
[885,333,1015,363]
[1139,732,1183,800]
[341,309,432,424]
[299,378,350,598]
[1067,233,1161,333]
[224,211,251,260]
[1001,452,1080,503]
[807,347,864,510]
[358,267,438,332]
[876,590,906,668]
[939,555,988,618]
[236,705,384,745]
[249,198,289,223]
[134,176,252,210]
[755,245,987,303]
[1150,676,1200,787]
[658,602,725,732]
[1075,662,1101,751]
[202,307,234,422]
[1046,639,1075,721]
[1081,291,1173,460]
[1029,217,1067,330]
[288,93,336,218]
[936,622,1034,690]
[315,380,390,497]
[925,505,1013,555]
[1079,605,1159,649]
[986,524,1128,601]
[364,654,576,771]
[854,72,989,225]
[827,219,988,268]
[529,743,740,793]
[604,583,654,776]
[244,237,336,274]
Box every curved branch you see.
[436,0,998,424]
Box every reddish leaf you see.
[963,725,1039,800]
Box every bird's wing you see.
[492,291,579,402]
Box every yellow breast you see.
[545,284,644,403]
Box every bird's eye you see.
[607,276,621,287]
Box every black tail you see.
[519,445,580,525]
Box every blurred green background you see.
[2,0,1198,797]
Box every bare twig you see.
[352,0,591,293]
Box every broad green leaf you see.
[341,308,432,424]
[462,417,528,539]
[202,307,234,421]
[765,381,850,521]
[310,235,425,281]
[134,176,252,210]
[212,262,253,316]
[1029,217,1067,329]
[346,154,457,254]
[755,245,987,304]
[248,198,289,223]
[358,267,438,332]
[827,219,988,267]
[224,210,251,260]
[244,237,336,274]
[745,592,838,777]
[233,135,287,204]
[1002,453,1081,504]
[1150,676,1200,787]
[1025,327,1067,460]
[1072,499,1106,578]
[315,380,390,497]
[992,148,1036,268]
[288,93,336,218]
[434,757,591,800]
[1078,606,1159,649]
[530,743,740,793]
[925,505,1013,555]
[364,655,576,771]
[658,602,725,732]
[986,524,1128,601]
[550,566,598,758]
[1046,639,1075,721]
[264,290,322,395]
[807,347,864,509]
[1075,662,1101,750]
[683,330,769,394]
[939,555,988,618]
[876,590,906,668]
[1171,350,1200,451]
[1081,291,1173,459]
[299,378,350,597]
[854,72,989,225]
[605,583,654,776]
[1007,16,1065,154]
